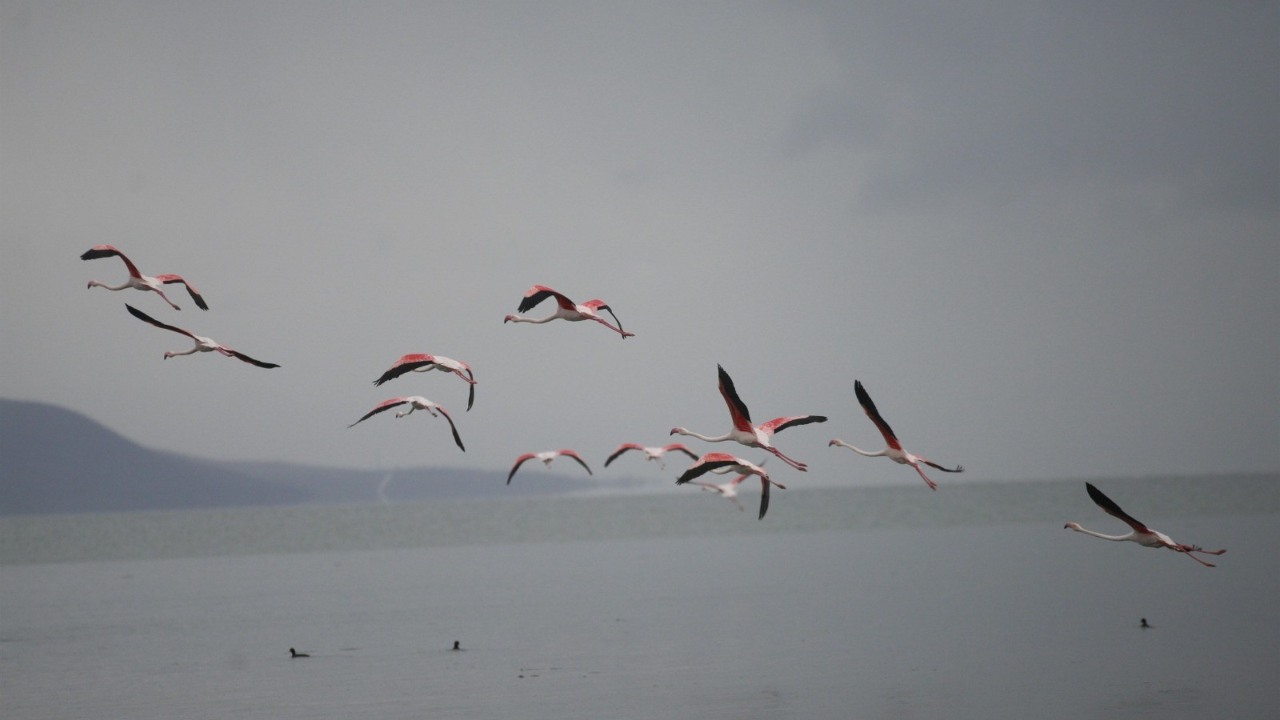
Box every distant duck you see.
[452,641,462,651]
[1140,618,1150,629]
[290,647,310,658]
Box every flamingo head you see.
[1064,522,1081,531]
[828,439,839,446]
[669,427,684,436]
[162,351,175,360]
[503,314,518,323]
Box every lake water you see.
[3,475,1278,719]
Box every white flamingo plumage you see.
[347,396,465,451]
[507,449,593,485]
[372,353,476,411]
[503,285,634,338]
[670,364,826,472]
[603,442,699,470]
[1065,482,1226,567]
[676,452,785,520]
[125,304,278,368]
[828,380,962,490]
[82,245,208,311]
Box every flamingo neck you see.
[88,280,133,291]
[832,440,884,458]
[673,428,731,443]
[1066,524,1132,542]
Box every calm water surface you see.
[2,476,1278,719]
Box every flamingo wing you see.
[661,443,699,461]
[348,398,410,427]
[758,477,771,520]
[604,443,643,467]
[854,380,902,449]
[716,365,754,430]
[433,404,466,451]
[81,245,141,277]
[676,454,741,485]
[218,347,280,369]
[373,354,436,386]
[920,458,964,473]
[517,285,574,313]
[1085,482,1151,534]
[559,449,593,476]
[125,304,197,340]
[464,373,475,412]
[507,453,536,485]
[585,300,627,335]
[154,274,208,310]
[759,414,828,436]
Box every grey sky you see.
[2,1,1276,487]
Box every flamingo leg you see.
[765,446,808,472]
[1179,550,1216,568]
[912,463,939,491]
[590,317,633,338]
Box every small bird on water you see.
[290,647,310,658]
[1140,618,1150,629]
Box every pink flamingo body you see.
[503,285,633,338]
[82,245,207,311]
[670,364,825,472]
[603,442,698,469]
[373,353,476,411]
[1065,482,1226,567]
[828,380,962,490]
[507,449,593,485]
[125,304,278,367]
[676,452,785,520]
[347,396,465,451]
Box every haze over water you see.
[3,475,1278,719]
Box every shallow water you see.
[2,477,1278,719]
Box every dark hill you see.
[0,399,310,514]
[0,399,623,515]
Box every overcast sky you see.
[2,1,1276,489]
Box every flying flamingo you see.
[676,452,785,520]
[82,245,208,311]
[372,354,476,411]
[125,304,279,367]
[503,285,634,338]
[828,380,962,490]
[346,396,465,451]
[507,449,593,485]
[603,442,699,469]
[1064,482,1226,567]
[670,364,826,471]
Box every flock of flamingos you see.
[81,245,1227,567]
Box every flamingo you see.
[507,449,593,485]
[828,380,962,490]
[372,354,476,411]
[503,285,634,338]
[125,304,278,367]
[346,396,465,451]
[82,245,208,311]
[676,452,785,520]
[1064,482,1226,567]
[603,442,699,469]
[669,364,826,471]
